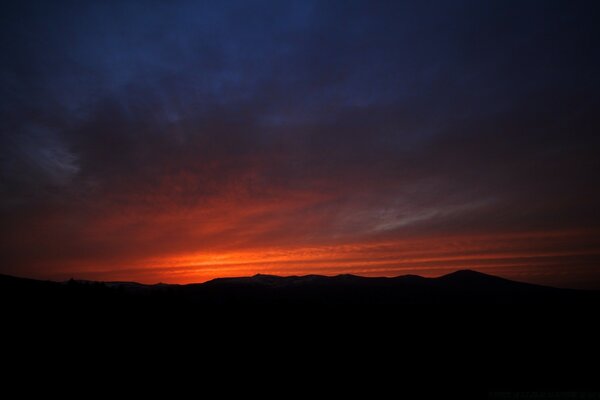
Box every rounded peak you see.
[443,269,488,278]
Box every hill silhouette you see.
[3,269,600,393]
[2,269,598,308]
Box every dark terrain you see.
[2,269,599,308]
[3,269,599,394]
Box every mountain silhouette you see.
[2,269,598,308]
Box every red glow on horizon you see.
[40,229,600,289]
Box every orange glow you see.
[6,172,599,289]
[45,228,600,288]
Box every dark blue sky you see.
[1,1,600,287]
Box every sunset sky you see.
[1,0,599,288]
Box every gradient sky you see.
[1,0,600,288]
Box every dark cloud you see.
[1,0,599,287]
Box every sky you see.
[1,0,599,288]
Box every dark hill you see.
[2,269,598,308]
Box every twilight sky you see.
[1,0,599,288]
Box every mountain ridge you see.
[0,268,588,290]
[2,269,597,308]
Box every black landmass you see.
[2,269,599,308]
[4,269,600,394]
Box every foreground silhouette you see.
[4,269,600,393]
[2,269,599,308]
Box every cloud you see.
[1,0,599,287]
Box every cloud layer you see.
[1,1,600,287]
